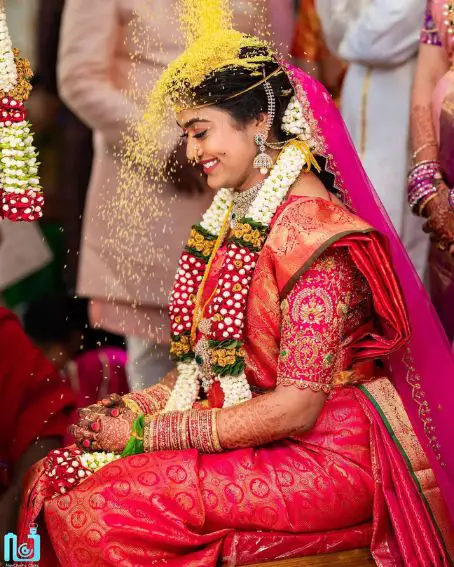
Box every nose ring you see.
[193,145,201,163]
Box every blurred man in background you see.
[316,0,429,279]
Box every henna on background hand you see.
[92,411,135,453]
[411,104,439,161]
[423,182,454,247]
[217,393,295,449]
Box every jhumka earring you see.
[253,82,276,175]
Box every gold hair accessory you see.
[184,67,284,112]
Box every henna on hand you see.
[217,386,325,450]
[423,182,454,248]
[71,407,136,453]
[91,410,136,453]
[218,394,288,449]
[77,394,125,422]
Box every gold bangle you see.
[143,414,155,452]
[412,142,438,162]
[211,409,223,453]
[418,192,438,217]
[123,397,142,415]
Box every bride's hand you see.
[77,393,126,421]
[70,407,137,453]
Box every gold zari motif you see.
[277,248,372,393]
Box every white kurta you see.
[316,0,428,279]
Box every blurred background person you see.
[409,0,454,343]
[291,0,346,101]
[33,0,94,296]
[0,306,75,543]
[316,0,429,280]
[23,293,129,440]
[58,0,295,391]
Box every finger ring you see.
[110,408,120,418]
[90,421,101,432]
[82,438,92,449]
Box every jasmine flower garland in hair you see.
[281,96,315,149]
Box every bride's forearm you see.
[142,386,325,453]
[217,392,293,449]
[217,386,324,449]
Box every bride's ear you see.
[251,112,269,130]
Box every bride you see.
[19,1,453,565]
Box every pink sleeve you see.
[276,249,352,394]
[57,0,138,146]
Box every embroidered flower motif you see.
[300,299,325,324]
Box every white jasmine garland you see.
[164,359,200,411]
[248,144,306,225]
[0,121,41,196]
[281,96,314,148]
[170,142,308,411]
[199,187,233,234]
[0,10,16,93]
[218,372,252,408]
[80,451,121,472]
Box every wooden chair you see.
[245,548,375,566]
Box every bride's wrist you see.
[143,409,223,453]
[124,384,171,415]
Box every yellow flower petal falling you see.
[179,0,233,46]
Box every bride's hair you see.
[191,45,294,142]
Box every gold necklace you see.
[231,181,264,228]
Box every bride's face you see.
[177,106,267,191]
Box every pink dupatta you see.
[287,65,454,519]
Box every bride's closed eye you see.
[193,130,208,140]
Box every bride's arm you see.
[217,387,325,449]
[74,250,351,453]
[144,248,351,453]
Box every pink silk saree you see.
[19,68,454,565]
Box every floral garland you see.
[0,8,43,221]
[45,448,121,495]
[166,133,314,410]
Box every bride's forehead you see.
[176,107,227,126]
